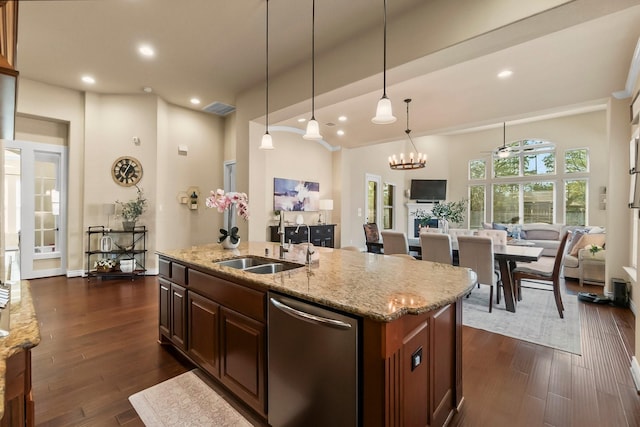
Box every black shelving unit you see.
[85,225,147,280]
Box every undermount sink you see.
[214,256,304,274]
[214,257,269,270]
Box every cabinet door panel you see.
[430,303,455,427]
[158,278,171,337]
[187,292,220,378]
[220,307,265,416]
[170,283,187,350]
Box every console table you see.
[268,224,336,248]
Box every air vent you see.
[202,101,236,116]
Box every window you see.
[382,183,395,229]
[492,183,519,223]
[565,148,588,173]
[565,179,587,225]
[469,185,485,228]
[523,182,554,223]
[469,160,486,179]
[469,138,590,225]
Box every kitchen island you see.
[157,241,476,427]
[0,281,41,427]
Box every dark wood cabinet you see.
[187,292,220,378]
[158,278,171,337]
[0,350,34,427]
[220,307,265,415]
[158,276,187,351]
[170,283,187,350]
[158,256,267,417]
[269,224,335,248]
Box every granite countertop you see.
[158,242,476,322]
[0,280,41,418]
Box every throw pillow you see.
[569,233,606,256]
[588,226,606,234]
[492,223,508,231]
[566,230,587,255]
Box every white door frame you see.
[5,140,68,278]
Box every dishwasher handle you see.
[270,297,352,330]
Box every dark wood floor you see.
[27,275,639,426]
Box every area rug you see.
[462,280,581,355]
[129,370,252,426]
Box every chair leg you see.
[496,280,501,305]
[553,280,564,318]
[489,286,494,313]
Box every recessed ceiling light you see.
[81,75,95,84]
[497,69,513,79]
[138,44,155,58]
[142,87,153,93]
[190,98,201,105]
[337,130,345,136]
[338,116,347,122]
[297,118,306,123]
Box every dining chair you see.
[363,223,382,253]
[457,235,500,312]
[476,229,508,245]
[419,232,453,264]
[420,227,443,234]
[511,231,570,319]
[381,230,409,256]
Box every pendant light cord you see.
[404,98,418,151]
[311,0,316,120]
[383,0,388,98]
[265,0,270,132]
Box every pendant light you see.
[389,99,426,170]
[497,122,510,158]
[372,0,396,124]
[259,0,274,149]
[303,0,322,140]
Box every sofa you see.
[562,228,606,284]
[483,222,564,256]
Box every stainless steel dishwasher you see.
[268,292,360,427]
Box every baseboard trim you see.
[631,357,640,392]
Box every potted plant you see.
[116,186,147,231]
[412,199,467,233]
[205,189,249,249]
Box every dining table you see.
[406,238,543,313]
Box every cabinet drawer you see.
[188,270,265,322]
[159,258,171,278]
[171,263,188,286]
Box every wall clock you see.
[112,156,143,187]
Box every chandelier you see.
[389,98,426,170]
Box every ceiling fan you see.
[480,122,512,158]
[495,122,511,158]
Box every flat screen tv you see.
[410,179,447,202]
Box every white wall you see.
[250,128,334,242]
[16,78,85,272]
[16,79,227,275]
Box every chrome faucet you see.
[295,222,315,264]
[278,211,289,259]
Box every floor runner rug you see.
[129,370,253,426]
[462,280,581,355]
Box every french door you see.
[4,140,67,279]
[365,174,382,226]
